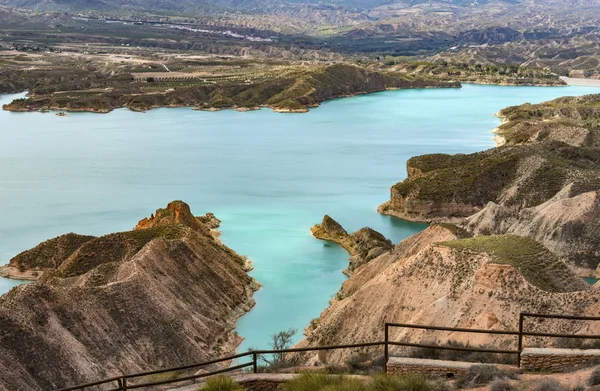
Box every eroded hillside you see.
[302,224,598,363]
[379,94,600,269]
[302,94,600,364]
[0,201,259,391]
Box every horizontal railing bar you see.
[387,341,519,355]
[55,376,122,391]
[126,362,254,389]
[522,332,600,339]
[522,313,600,321]
[125,351,254,378]
[252,341,385,354]
[386,323,520,336]
[64,314,600,391]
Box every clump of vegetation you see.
[455,365,517,389]
[554,338,600,350]
[200,376,245,391]
[373,374,445,391]
[490,380,515,391]
[589,367,600,386]
[533,379,566,391]
[284,373,444,391]
[345,352,372,372]
[409,341,517,365]
[441,235,585,293]
[283,372,347,391]
[253,329,301,372]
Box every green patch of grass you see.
[455,365,517,389]
[441,235,585,292]
[435,224,471,239]
[200,376,245,391]
[283,373,445,391]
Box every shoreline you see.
[491,112,510,147]
[560,77,600,87]
[0,265,39,281]
[2,83,461,115]
[4,78,591,115]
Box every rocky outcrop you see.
[378,94,600,270]
[299,225,596,364]
[311,216,393,275]
[198,212,222,229]
[0,201,259,391]
[1,233,95,280]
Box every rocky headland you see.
[304,94,600,364]
[1,64,459,114]
[378,94,600,270]
[0,201,259,391]
[311,215,393,276]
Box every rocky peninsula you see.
[311,215,393,276]
[304,94,600,363]
[1,64,459,114]
[0,201,259,391]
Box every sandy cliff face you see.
[0,201,258,391]
[301,225,597,364]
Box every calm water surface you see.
[1,84,599,350]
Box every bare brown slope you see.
[299,225,595,364]
[0,201,258,391]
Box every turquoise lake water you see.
[1,84,600,351]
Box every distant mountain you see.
[2,0,600,39]
[0,0,525,13]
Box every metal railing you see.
[55,342,386,391]
[519,312,600,353]
[55,312,600,391]
[384,322,521,367]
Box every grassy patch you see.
[441,235,585,292]
[283,373,445,391]
[201,376,245,391]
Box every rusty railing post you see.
[384,323,389,372]
[122,377,128,391]
[518,313,524,368]
[116,378,124,391]
[252,352,258,373]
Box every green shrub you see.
[533,379,566,391]
[345,352,371,372]
[490,380,515,391]
[256,328,299,372]
[369,374,404,391]
[283,372,346,391]
[589,367,600,386]
[328,377,365,391]
[554,338,584,349]
[200,376,245,391]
